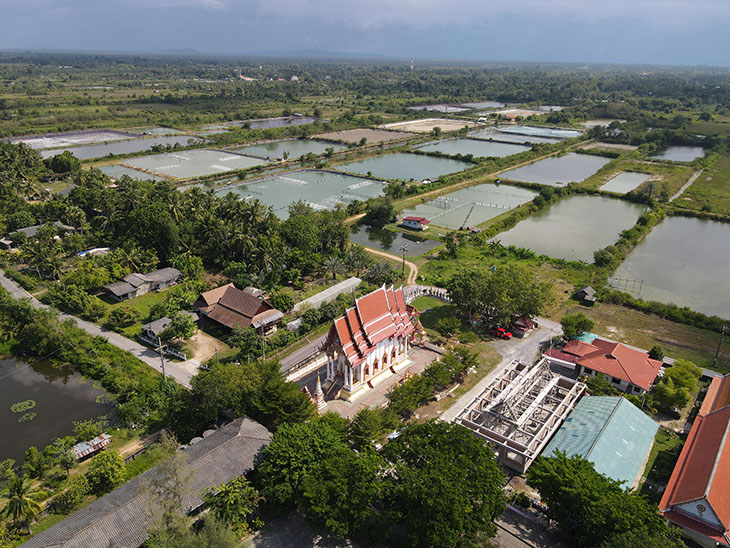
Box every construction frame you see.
[456,358,585,473]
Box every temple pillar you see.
[359,362,364,385]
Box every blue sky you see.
[1,0,728,66]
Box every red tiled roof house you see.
[544,338,663,395]
[323,285,418,401]
[659,374,730,548]
[194,283,283,334]
[401,216,430,230]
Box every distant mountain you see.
[243,49,396,60]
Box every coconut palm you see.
[2,475,42,534]
[322,256,345,280]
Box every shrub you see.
[87,450,126,494]
[52,476,90,514]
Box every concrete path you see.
[441,317,562,423]
[364,247,419,284]
[670,168,703,202]
[0,270,197,388]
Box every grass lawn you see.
[639,428,685,503]
[556,302,730,373]
[673,154,730,218]
[100,290,171,337]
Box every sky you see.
[1,0,729,66]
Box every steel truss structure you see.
[457,358,585,473]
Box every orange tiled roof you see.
[326,285,416,367]
[562,338,662,391]
[701,374,730,416]
[660,399,730,546]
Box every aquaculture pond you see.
[233,139,345,159]
[494,195,646,262]
[612,216,730,319]
[98,165,163,181]
[336,153,471,181]
[416,139,529,159]
[469,128,560,145]
[39,135,201,160]
[11,130,135,150]
[651,146,705,163]
[0,357,114,463]
[400,183,537,230]
[500,153,611,187]
[599,171,651,194]
[349,225,441,256]
[228,116,317,129]
[462,101,505,109]
[215,170,385,220]
[498,125,583,139]
[125,149,268,179]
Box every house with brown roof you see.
[323,285,418,401]
[544,337,663,395]
[659,373,730,548]
[194,283,283,333]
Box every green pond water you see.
[416,139,529,158]
[612,216,730,319]
[599,171,651,194]
[0,357,113,463]
[401,183,537,230]
[234,139,345,159]
[500,153,611,187]
[349,225,441,256]
[336,153,471,181]
[494,195,646,262]
[215,170,385,220]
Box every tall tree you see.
[1,475,42,534]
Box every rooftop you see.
[20,418,271,548]
[543,396,658,486]
[195,284,280,330]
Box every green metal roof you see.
[543,396,658,486]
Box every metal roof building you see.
[20,418,271,548]
[543,396,658,487]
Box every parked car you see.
[490,327,513,340]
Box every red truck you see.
[489,327,513,340]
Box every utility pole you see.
[157,336,167,384]
[400,243,408,279]
[713,324,727,369]
[261,327,266,361]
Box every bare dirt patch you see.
[581,141,638,152]
[313,128,413,144]
[187,330,231,362]
[382,118,478,133]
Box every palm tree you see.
[2,475,42,534]
[322,256,345,280]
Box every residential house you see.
[544,337,663,395]
[659,374,730,548]
[19,418,271,548]
[102,267,180,302]
[401,216,430,230]
[0,221,74,250]
[194,283,283,333]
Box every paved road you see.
[0,270,197,388]
[441,317,562,423]
[494,508,569,548]
[278,333,327,373]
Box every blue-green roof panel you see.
[543,396,658,486]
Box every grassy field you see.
[101,290,170,337]
[556,302,730,373]
[673,154,730,217]
[639,428,685,503]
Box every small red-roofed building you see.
[401,216,430,230]
[543,337,663,395]
[323,285,418,401]
[659,373,730,548]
